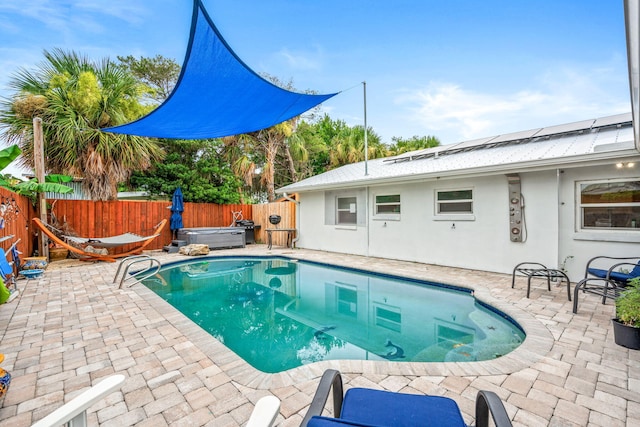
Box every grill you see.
[268,215,281,226]
[235,219,259,244]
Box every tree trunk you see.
[265,137,278,202]
[283,145,298,183]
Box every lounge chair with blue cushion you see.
[0,248,15,289]
[300,369,512,427]
[573,256,640,313]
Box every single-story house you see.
[277,112,640,281]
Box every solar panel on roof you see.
[383,113,630,165]
[447,136,497,151]
[384,142,464,163]
[592,112,632,128]
[534,119,595,138]
[490,128,542,144]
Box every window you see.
[336,196,357,225]
[580,180,640,230]
[436,189,473,214]
[434,319,475,348]
[374,194,401,218]
[375,305,401,332]
[336,286,357,317]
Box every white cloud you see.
[72,0,148,25]
[396,63,630,143]
[275,45,323,71]
[0,0,148,36]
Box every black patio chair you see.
[573,256,640,313]
[300,369,512,427]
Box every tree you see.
[221,134,259,203]
[388,135,440,156]
[328,125,387,168]
[220,74,321,202]
[288,119,330,178]
[130,138,243,204]
[0,144,73,203]
[117,55,180,104]
[0,49,164,200]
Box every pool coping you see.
[131,253,554,389]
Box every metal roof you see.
[277,113,638,193]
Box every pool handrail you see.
[113,255,162,289]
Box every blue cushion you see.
[339,388,466,427]
[588,267,639,283]
[631,262,640,277]
[308,416,380,427]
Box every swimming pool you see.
[142,256,525,373]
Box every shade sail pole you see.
[363,81,368,176]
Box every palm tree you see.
[0,49,163,200]
[329,126,387,168]
[388,135,440,156]
[221,115,304,202]
[221,134,258,203]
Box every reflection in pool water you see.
[143,257,525,373]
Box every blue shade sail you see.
[104,0,337,139]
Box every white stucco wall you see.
[295,164,640,281]
[558,164,640,280]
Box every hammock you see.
[64,232,161,248]
[32,218,167,262]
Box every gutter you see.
[282,192,300,247]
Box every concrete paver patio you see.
[0,245,638,426]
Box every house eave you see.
[276,149,640,193]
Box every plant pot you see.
[49,247,69,262]
[22,256,48,270]
[612,318,640,350]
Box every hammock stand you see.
[32,218,167,263]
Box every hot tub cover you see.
[104,0,337,139]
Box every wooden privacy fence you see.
[253,201,297,247]
[47,199,295,251]
[0,187,36,257]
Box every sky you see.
[0,0,631,154]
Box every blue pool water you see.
[142,256,525,373]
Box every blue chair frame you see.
[301,369,512,427]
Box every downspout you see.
[282,193,300,247]
[366,186,370,257]
[556,168,563,271]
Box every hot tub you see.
[177,227,245,249]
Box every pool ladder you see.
[113,255,161,289]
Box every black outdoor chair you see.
[300,369,512,427]
[573,256,640,313]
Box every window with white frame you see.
[336,196,357,225]
[579,179,640,230]
[335,285,358,317]
[436,189,473,214]
[374,304,402,332]
[374,194,401,218]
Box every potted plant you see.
[612,277,640,350]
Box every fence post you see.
[33,117,49,259]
